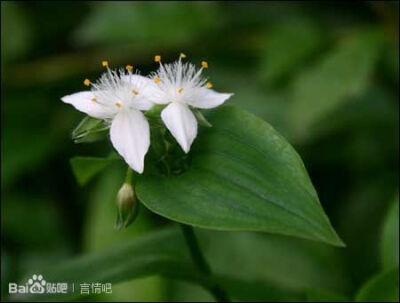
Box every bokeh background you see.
[1,1,399,302]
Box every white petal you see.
[121,75,157,110]
[187,88,233,109]
[110,108,150,173]
[61,91,116,119]
[161,103,197,153]
[144,84,169,105]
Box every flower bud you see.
[114,183,139,230]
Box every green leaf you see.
[355,267,399,302]
[381,196,399,269]
[16,227,203,302]
[289,29,383,141]
[17,225,306,302]
[137,106,344,246]
[72,116,109,143]
[70,156,119,186]
[200,230,350,293]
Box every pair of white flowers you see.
[61,55,233,173]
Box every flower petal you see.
[110,108,150,173]
[161,103,197,153]
[187,88,233,109]
[61,91,116,119]
[121,74,157,110]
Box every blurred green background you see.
[1,1,399,302]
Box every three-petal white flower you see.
[148,58,233,153]
[61,69,154,173]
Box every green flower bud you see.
[114,183,139,230]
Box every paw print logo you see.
[28,274,46,294]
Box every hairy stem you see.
[180,224,230,302]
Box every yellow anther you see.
[180,52,186,58]
[126,65,133,71]
[201,61,209,68]
[91,97,97,102]
[115,101,122,108]
[83,78,91,86]
[178,87,184,93]
[154,55,161,62]
[153,77,161,84]
[102,60,109,67]
[205,81,213,89]
[132,89,139,95]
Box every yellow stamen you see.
[154,55,161,62]
[201,61,209,68]
[83,78,91,86]
[126,65,133,71]
[115,101,122,108]
[153,76,161,84]
[132,89,139,95]
[102,60,109,67]
[178,87,184,93]
[180,52,186,58]
[205,82,213,89]
[91,97,97,102]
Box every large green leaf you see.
[381,196,399,269]
[16,225,301,302]
[355,267,399,302]
[14,227,204,302]
[137,106,343,246]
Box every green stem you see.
[125,167,133,184]
[180,224,230,302]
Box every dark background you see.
[1,1,399,301]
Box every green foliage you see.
[82,166,165,302]
[2,2,398,302]
[70,156,119,186]
[200,230,349,293]
[289,29,383,141]
[1,2,31,62]
[74,2,222,47]
[193,108,213,128]
[381,196,399,269]
[137,106,343,246]
[72,116,109,143]
[259,17,323,85]
[18,228,197,302]
[355,267,399,302]
[2,92,70,187]
[306,289,348,302]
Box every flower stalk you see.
[180,224,230,302]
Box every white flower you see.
[61,66,155,173]
[147,56,233,153]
